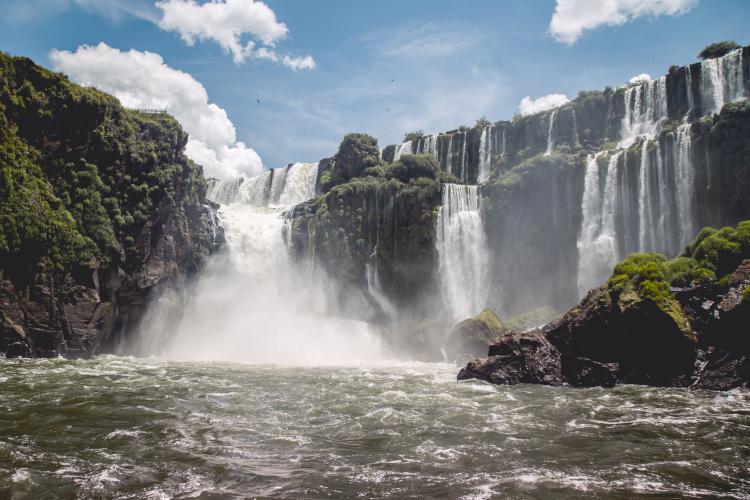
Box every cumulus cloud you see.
[156,0,315,70]
[49,43,262,179]
[549,0,698,44]
[518,93,570,116]
[629,73,652,84]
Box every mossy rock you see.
[446,308,506,361]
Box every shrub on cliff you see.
[323,133,379,192]
[474,116,492,129]
[403,130,424,142]
[367,154,438,183]
[698,41,741,60]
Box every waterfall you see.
[638,142,655,251]
[673,123,695,246]
[699,48,746,115]
[436,184,489,322]
[419,135,439,163]
[460,132,468,183]
[445,134,453,175]
[477,126,492,183]
[620,76,668,147]
[135,159,384,363]
[545,109,558,155]
[393,141,413,161]
[571,108,581,147]
[577,153,622,295]
[277,162,319,207]
[208,162,319,209]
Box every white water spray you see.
[436,184,489,321]
[132,163,385,364]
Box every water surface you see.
[1,357,748,498]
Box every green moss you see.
[0,50,207,283]
[477,308,505,333]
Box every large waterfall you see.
[436,184,489,321]
[576,48,748,293]
[132,162,384,363]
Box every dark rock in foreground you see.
[457,330,562,385]
[458,259,750,391]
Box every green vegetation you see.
[606,221,750,334]
[403,130,424,142]
[365,154,438,183]
[322,133,379,192]
[477,308,505,334]
[609,220,750,295]
[474,116,492,129]
[0,51,206,286]
[698,41,741,60]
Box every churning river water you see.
[1,356,749,499]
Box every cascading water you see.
[620,76,668,148]
[436,184,489,322]
[700,48,746,115]
[577,153,622,295]
[673,123,695,245]
[460,132,468,183]
[544,109,558,155]
[393,141,413,161]
[132,162,384,363]
[477,125,492,183]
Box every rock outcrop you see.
[445,308,506,361]
[458,222,750,390]
[0,52,219,358]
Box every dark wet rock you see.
[544,286,697,386]
[458,330,562,385]
[5,342,30,358]
[563,357,619,388]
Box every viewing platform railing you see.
[127,108,168,115]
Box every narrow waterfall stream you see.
[436,183,489,322]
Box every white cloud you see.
[156,0,315,70]
[49,43,262,179]
[629,73,652,84]
[518,94,570,116]
[549,0,698,44]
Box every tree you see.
[403,130,424,142]
[698,41,741,60]
[475,116,492,129]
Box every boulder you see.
[457,330,562,386]
[446,309,506,361]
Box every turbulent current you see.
[2,357,749,498]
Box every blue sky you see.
[1,0,749,176]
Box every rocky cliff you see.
[0,53,220,358]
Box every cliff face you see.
[289,151,443,319]
[0,53,219,358]
[373,46,750,321]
